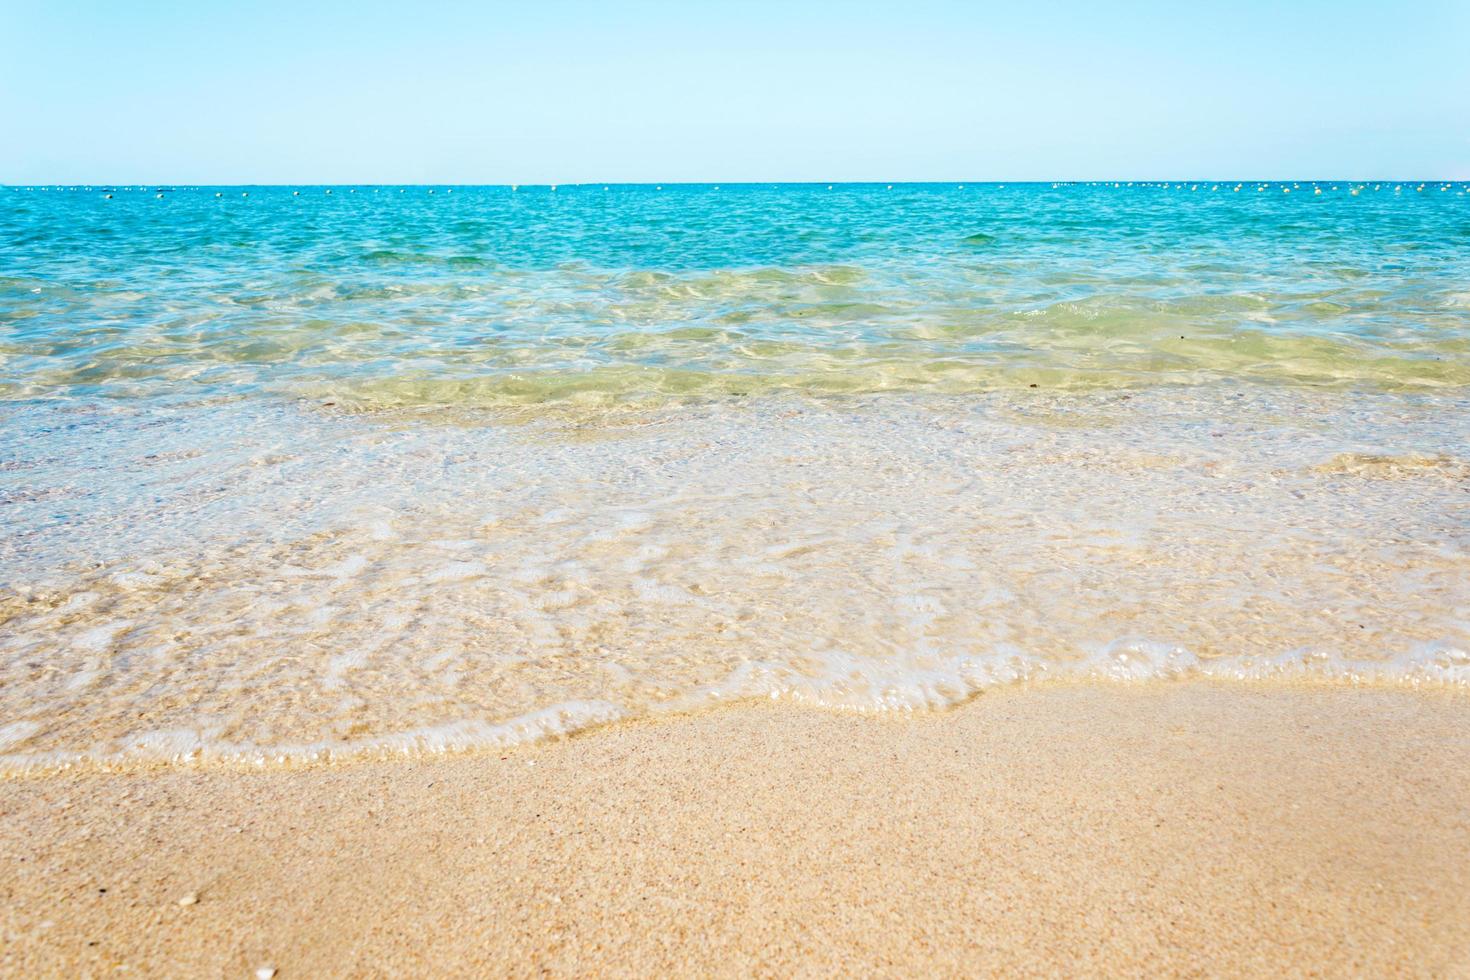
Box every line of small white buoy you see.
[1050,180,1465,195]
[10,182,1469,199]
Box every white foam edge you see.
[0,700,624,776]
[3,640,1468,775]
[670,639,1470,712]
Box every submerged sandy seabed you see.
[3,683,1469,977]
[3,387,1469,771]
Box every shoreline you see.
[3,675,1470,779]
[4,682,1469,976]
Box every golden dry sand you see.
[3,683,1470,977]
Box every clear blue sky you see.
[4,0,1467,183]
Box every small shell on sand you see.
[256,967,276,979]
[177,892,198,907]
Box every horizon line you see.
[7,178,1468,188]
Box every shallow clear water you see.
[2,183,1468,771]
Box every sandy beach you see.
[4,682,1468,977]
[7,1,1467,975]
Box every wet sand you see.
[3,683,1469,977]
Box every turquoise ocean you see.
[2,182,1468,770]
